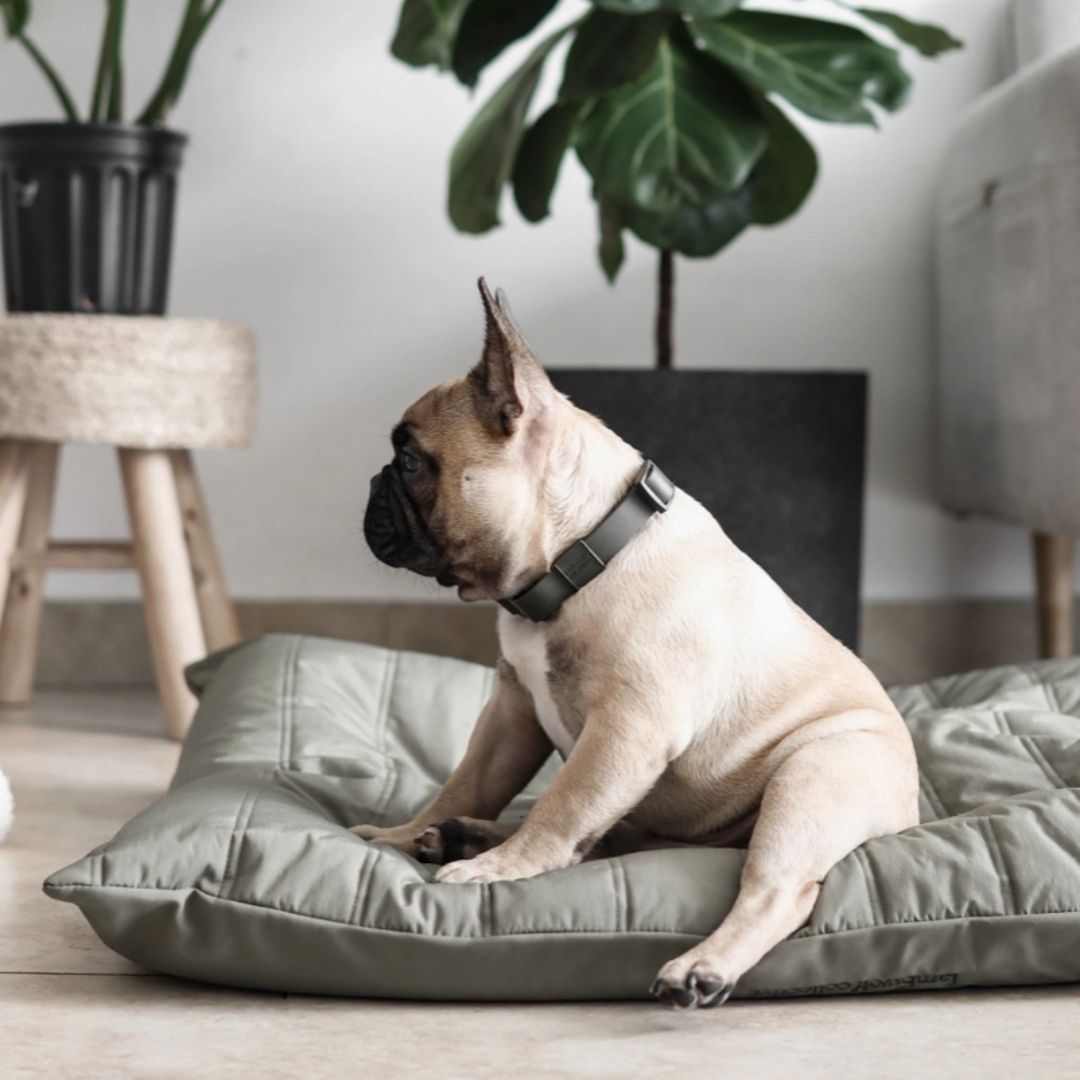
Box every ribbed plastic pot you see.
[0,123,187,315]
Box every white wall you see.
[0,0,1029,603]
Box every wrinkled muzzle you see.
[363,465,445,578]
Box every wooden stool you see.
[0,316,256,740]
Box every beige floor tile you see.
[0,709,178,974]
[0,975,1076,1080]
[5,688,165,738]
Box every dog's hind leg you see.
[649,716,918,1009]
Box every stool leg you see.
[1033,531,1075,659]
[119,448,206,741]
[169,450,241,652]
[0,440,31,634]
[0,441,59,704]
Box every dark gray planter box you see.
[549,370,867,651]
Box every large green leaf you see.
[855,7,962,58]
[749,100,817,225]
[512,101,582,223]
[597,197,625,282]
[1,0,29,36]
[616,100,817,258]
[449,23,574,233]
[594,0,740,15]
[560,10,667,101]
[391,0,471,70]
[622,186,753,257]
[688,12,910,125]
[452,0,559,88]
[575,31,768,215]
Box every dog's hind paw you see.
[649,968,734,1010]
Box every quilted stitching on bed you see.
[42,636,1080,1001]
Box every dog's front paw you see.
[650,956,734,1010]
[350,822,423,858]
[416,817,511,865]
[433,848,540,885]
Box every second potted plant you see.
[0,0,226,314]
[389,0,961,648]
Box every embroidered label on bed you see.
[745,972,959,997]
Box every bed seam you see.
[979,816,1017,916]
[44,881,1080,941]
[277,635,299,770]
[856,847,884,928]
[373,649,399,824]
[348,845,372,927]
[216,788,256,900]
[1021,735,1069,789]
[608,861,622,934]
[285,635,300,770]
[918,772,950,820]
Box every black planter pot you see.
[549,370,867,651]
[0,122,186,315]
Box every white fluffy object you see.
[0,766,12,844]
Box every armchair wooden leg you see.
[169,449,241,652]
[0,441,59,703]
[1033,531,1075,659]
[119,448,207,741]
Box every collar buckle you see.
[636,460,675,513]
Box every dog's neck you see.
[539,401,643,563]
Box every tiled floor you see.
[1,692,1077,1079]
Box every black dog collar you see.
[498,461,675,622]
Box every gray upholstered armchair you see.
[937,0,1080,658]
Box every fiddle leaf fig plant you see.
[390,0,961,366]
[1,0,226,125]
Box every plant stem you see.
[137,0,226,125]
[90,0,126,122]
[17,33,79,121]
[90,35,108,118]
[655,248,674,370]
[137,0,203,124]
[168,0,225,104]
[106,0,127,124]
[91,2,115,120]
[107,55,124,121]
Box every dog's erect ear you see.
[470,277,552,436]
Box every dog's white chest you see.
[498,617,577,759]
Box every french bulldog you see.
[354,279,919,1008]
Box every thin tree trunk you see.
[655,249,674,370]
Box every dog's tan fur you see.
[353,280,919,1007]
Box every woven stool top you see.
[0,314,257,449]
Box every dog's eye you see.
[397,449,422,475]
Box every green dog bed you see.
[45,633,1080,1000]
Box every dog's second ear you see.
[470,277,552,436]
